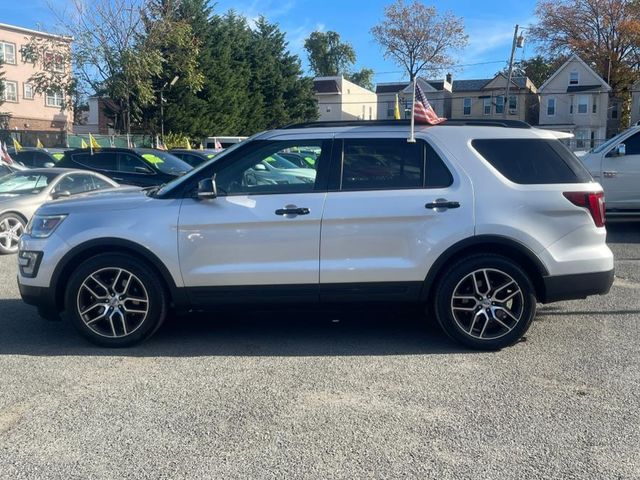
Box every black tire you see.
[433,254,536,350]
[65,253,168,347]
[0,213,26,255]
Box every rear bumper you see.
[541,269,614,303]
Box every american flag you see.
[414,82,446,125]
[0,142,13,165]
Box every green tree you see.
[371,0,468,80]
[304,31,356,77]
[502,55,566,89]
[140,0,205,134]
[347,67,375,91]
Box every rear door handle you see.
[425,199,460,210]
[275,207,310,216]
[603,171,617,178]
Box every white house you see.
[313,76,377,122]
[538,54,611,148]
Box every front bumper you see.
[541,269,615,303]
[18,280,60,320]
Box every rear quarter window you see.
[471,138,593,184]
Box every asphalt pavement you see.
[0,221,638,479]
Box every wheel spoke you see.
[77,267,149,339]
[80,303,106,316]
[451,268,525,341]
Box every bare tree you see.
[44,0,163,133]
[371,0,468,80]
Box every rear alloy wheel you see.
[66,254,167,347]
[0,214,25,254]
[434,254,536,350]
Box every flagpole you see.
[408,78,417,143]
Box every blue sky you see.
[1,0,540,82]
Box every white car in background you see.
[577,125,640,214]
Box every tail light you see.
[563,191,605,227]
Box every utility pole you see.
[504,24,520,119]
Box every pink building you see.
[0,22,72,132]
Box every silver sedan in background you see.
[0,169,120,254]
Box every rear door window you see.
[72,152,118,171]
[339,138,452,191]
[471,139,593,184]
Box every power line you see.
[371,60,510,78]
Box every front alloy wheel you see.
[66,254,167,347]
[434,254,536,350]
[0,214,25,254]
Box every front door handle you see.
[425,199,460,210]
[603,171,618,178]
[275,206,310,216]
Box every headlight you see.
[25,214,67,238]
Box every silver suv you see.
[17,120,614,349]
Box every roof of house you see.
[375,79,447,94]
[375,82,409,94]
[0,22,72,42]
[538,53,611,92]
[313,79,341,95]
[452,76,530,92]
[452,79,490,92]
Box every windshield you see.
[264,154,301,170]
[155,133,260,197]
[0,172,57,194]
[592,130,630,154]
[136,150,193,175]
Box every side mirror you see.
[43,162,55,168]
[135,166,153,174]
[254,163,267,171]
[616,143,626,156]
[51,190,71,200]
[197,177,217,200]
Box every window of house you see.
[387,102,395,119]
[43,51,65,73]
[569,71,579,85]
[575,129,588,148]
[23,83,33,100]
[463,97,471,115]
[547,98,556,116]
[508,95,517,112]
[577,95,588,114]
[612,102,619,119]
[482,97,491,115]
[1,80,18,102]
[495,96,504,114]
[45,90,63,108]
[592,95,598,114]
[570,98,574,114]
[0,41,16,64]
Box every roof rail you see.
[283,119,531,129]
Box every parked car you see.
[11,148,62,168]
[0,168,119,254]
[0,162,27,177]
[576,125,640,214]
[56,148,192,187]
[169,149,221,167]
[18,119,613,349]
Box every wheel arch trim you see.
[421,235,549,302]
[51,237,187,311]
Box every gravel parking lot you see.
[0,221,639,479]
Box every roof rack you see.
[283,119,532,129]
